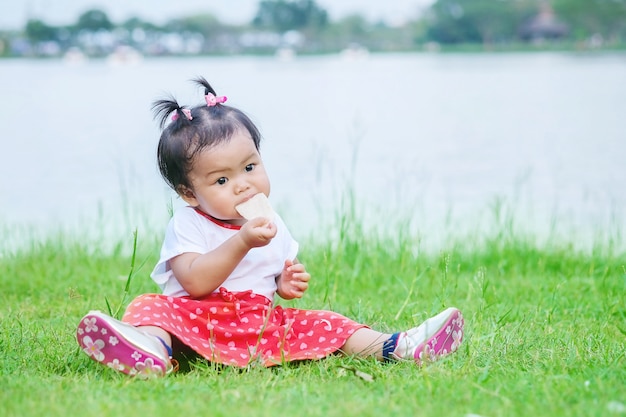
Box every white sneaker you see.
[394,307,464,364]
[76,310,173,378]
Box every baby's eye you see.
[216,177,228,185]
[245,164,255,172]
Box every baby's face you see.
[181,131,270,225]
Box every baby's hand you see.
[276,259,310,300]
[239,217,277,248]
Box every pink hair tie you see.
[172,108,192,121]
[205,93,227,107]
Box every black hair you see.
[151,76,262,194]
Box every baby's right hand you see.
[239,217,277,248]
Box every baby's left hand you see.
[276,259,310,300]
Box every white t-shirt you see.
[151,206,299,300]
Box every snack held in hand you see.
[235,193,275,221]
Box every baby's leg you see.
[341,328,393,360]
[341,307,464,364]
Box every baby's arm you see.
[170,217,277,298]
[276,258,310,300]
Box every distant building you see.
[519,2,568,41]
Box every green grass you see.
[1,204,625,417]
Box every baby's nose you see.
[235,178,251,192]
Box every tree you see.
[165,13,222,37]
[551,0,626,41]
[121,17,160,33]
[425,0,626,45]
[253,0,328,32]
[25,19,58,42]
[74,9,113,32]
[336,15,371,39]
[426,0,536,44]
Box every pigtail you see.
[192,76,217,97]
[151,95,191,129]
[153,76,263,194]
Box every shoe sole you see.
[76,311,169,378]
[414,308,464,365]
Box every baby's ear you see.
[177,185,197,205]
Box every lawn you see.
[1,205,624,417]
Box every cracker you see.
[235,193,275,221]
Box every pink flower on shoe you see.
[83,317,98,333]
[135,357,164,378]
[450,312,464,352]
[81,336,105,361]
[451,328,463,352]
[107,359,125,372]
[416,345,437,363]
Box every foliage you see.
[427,0,538,44]
[74,9,114,32]
[427,0,626,45]
[164,14,224,37]
[253,0,329,32]
[552,0,626,40]
[4,1,626,58]
[25,19,59,42]
[120,17,161,33]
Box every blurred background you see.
[0,0,624,250]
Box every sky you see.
[0,0,436,30]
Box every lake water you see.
[0,52,624,250]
